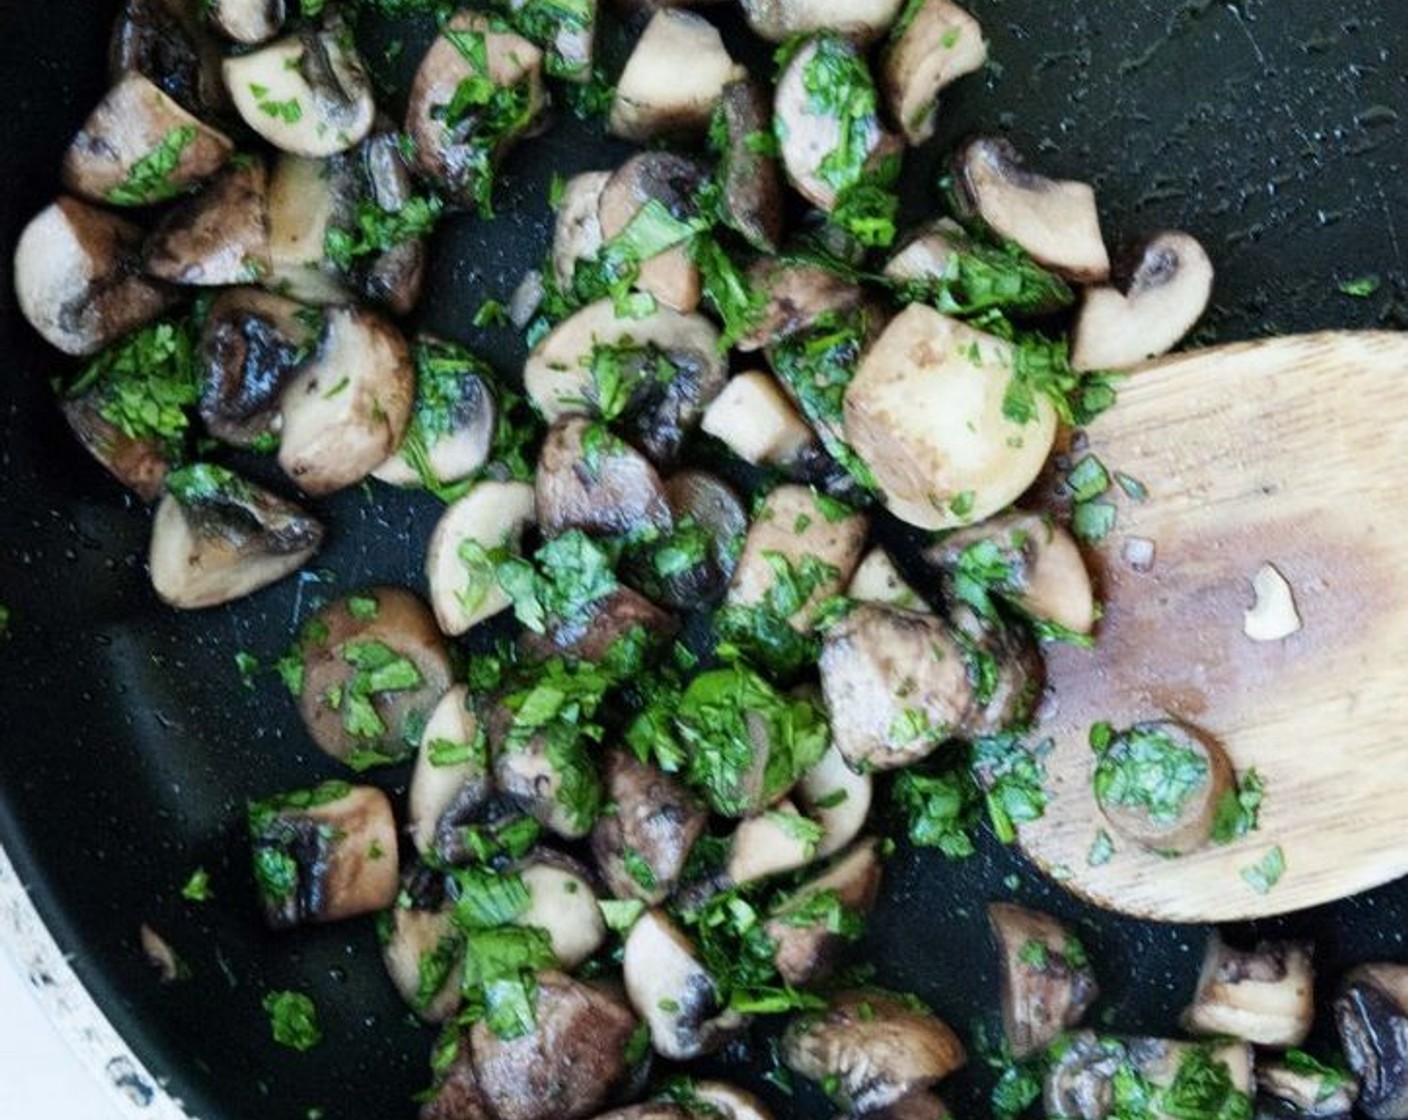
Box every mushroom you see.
[725,800,821,886]
[795,742,873,857]
[277,306,415,495]
[522,585,680,666]
[848,549,929,614]
[248,781,400,929]
[691,1083,774,1120]
[470,972,639,1120]
[295,588,455,769]
[736,260,865,353]
[504,0,596,81]
[14,197,176,356]
[1183,935,1314,1047]
[1045,1033,1254,1120]
[511,854,607,970]
[375,340,497,489]
[149,463,324,609]
[1335,964,1408,1119]
[381,872,465,1023]
[859,1095,953,1120]
[1257,1054,1359,1120]
[988,902,1099,1059]
[774,35,900,213]
[535,417,674,540]
[881,0,987,146]
[426,481,537,637]
[60,390,171,501]
[765,838,883,987]
[926,511,1097,637]
[1091,720,1235,856]
[1071,232,1215,371]
[623,909,748,1060]
[609,9,743,142]
[109,0,228,122]
[420,1030,496,1120]
[590,750,708,905]
[624,471,747,610]
[590,1111,691,1120]
[409,685,492,861]
[206,0,285,44]
[740,0,905,43]
[818,603,974,771]
[488,703,602,841]
[700,371,817,468]
[951,137,1110,283]
[224,18,375,158]
[598,152,709,314]
[843,303,1059,530]
[197,287,317,448]
[62,73,233,206]
[145,156,271,286]
[1134,1038,1256,1107]
[946,605,1045,739]
[713,78,786,252]
[264,152,353,304]
[405,12,546,210]
[782,990,967,1112]
[553,171,612,289]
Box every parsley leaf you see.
[106,126,198,206]
[324,195,443,273]
[263,990,322,1051]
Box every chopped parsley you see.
[714,547,842,676]
[497,0,595,80]
[180,867,213,902]
[1211,769,1265,845]
[973,734,1049,843]
[894,230,1074,320]
[106,126,197,206]
[496,530,620,636]
[1241,846,1286,895]
[324,195,444,273]
[1339,274,1382,298]
[892,755,982,857]
[1091,722,1209,826]
[263,991,322,1051]
[1088,829,1116,866]
[248,84,303,123]
[324,639,425,763]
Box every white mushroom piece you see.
[145,156,271,286]
[740,0,905,44]
[263,152,352,304]
[690,1082,774,1120]
[598,152,709,314]
[14,197,175,357]
[205,0,285,45]
[407,685,491,861]
[486,693,603,841]
[609,9,743,142]
[277,306,415,496]
[881,0,987,146]
[149,463,323,609]
[725,800,821,887]
[736,260,865,353]
[224,17,375,158]
[505,0,597,82]
[512,852,607,970]
[1072,232,1215,371]
[858,1094,953,1120]
[62,73,233,206]
[848,548,929,614]
[381,870,464,1023]
[622,470,747,611]
[1337,964,1408,1120]
[701,371,817,469]
[1183,935,1314,1048]
[108,0,229,122]
[782,990,967,1112]
[623,909,748,1060]
[842,303,1059,530]
[951,137,1110,282]
[425,480,537,637]
[552,170,611,289]
[989,902,1100,1059]
[795,742,873,858]
[1257,1053,1359,1120]
[764,839,883,987]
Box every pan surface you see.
[1,2,1406,1118]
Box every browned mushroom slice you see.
[609,9,743,141]
[382,871,465,1023]
[553,171,612,288]
[145,157,271,286]
[765,838,882,987]
[947,605,1044,739]
[14,198,176,356]
[818,603,974,771]
[149,463,323,608]
[796,742,873,857]
[860,1094,953,1120]
[624,910,748,1060]
[881,0,987,146]
[741,0,905,43]
[522,585,680,665]
[207,0,286,45]
[1045,1033,1254,1120]
[248,781,400,929]
[535,417,674,539]
[590,1110,692,1120]
[421,1030,496,1120]
[598,152,709,313]
[62,74,232,207]
[295,588,455,769]
[470,972,638,1120]
[60,393,171,502]
[486,695,602,841]
[736,260,865,352]
[591,750,708,905]
[714,78,785,252]
[624,470,747,610]
[1257,1054,1359,1120]
[1091,720,1235,856]
[1072,231,1215,371]
[725,800,821,886]
[505,0,597,82]
[109,0,229,121]
[690,1082,775,1120]
[1337,965,1408,1120]
[988,902,1099,1059]
[425,482,537,637]
[264,152,354,304]
[783,990,966,1112]
[513,853,607,969]
[700,371,817,468]
[277,306,415,496]
[405,12,546,211]
[1184,936,1314,1047]
[409,685,492,861]
[952,137,1110,283]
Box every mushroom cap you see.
[881,0,987,145]
[609,8,742,142]
[716,79,786,252]
[740,0,905,44]
[535,417,674,540]
[109,0,230,121]
[145,156,272,286]
[425,480,537,637]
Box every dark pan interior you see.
[1,2,1406,1118]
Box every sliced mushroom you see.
[426,481,537,637]
[405,12,546,210]
[381,876,464,1023]
[819,603,974,771]
[471,972,639,1120]
[741,0,903,43]
[765,838,882,987]
[295,588,455,768]
[598,152,709,314]
[264,152,353,304]
[15,197,176,356]
[1183,935,1314,1048]
[1092,720,1235,856]
[375,340,496,489]
[591,750,708,905]
[535,417,674,540]
[489,705,602,841]
[881,0,987,146]
[1337,964,1408,1120]
[62,73,232,206]
[523,584,681,665]
[149,463,323,609]
[1134,1037,1255,1107]
[504,0,596,81]
[145,157,271,286]
[947,605,1044,739]
[248,781,400,929]
[952,137,1110,283]
[1045,1033,1253,1120]
[714,79,786,252]
[988,902,1099,1059]
[783,990,966,1112]
[409,685,491,860]
[609,9,743,141]
[224,19,374,157]
[1258,1054,1359,1120]
[1072,232,1215,371]
[725,801,820,887]
[553,171,612,288]
[206,0,285,45]
[736,260,865,353]
[843,303,1059,530]
[795,742,873,857]
[623,909,748,1060]
[591,1110,692,1120]
[197,287,316,448]
[277,306,415,495]
[700,371,817,468]
[624,471,747,610]
[60,390,171,501]
[109,0,228,121]
[848,549,929,614]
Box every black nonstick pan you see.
[1,2,1405,1118]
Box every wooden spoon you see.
[1017,331,1408,922]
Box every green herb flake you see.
[1211,768,1265,845]
[1242,846,1286,894]
[325,195,443,274]
[181,867,213,902]
[106,126,197,206]
[234,651,259,689]
[263,990,322,1051]
[1339,274,1382,298]
[1088,829,1116,867]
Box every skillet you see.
[0,1,1406,1117]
